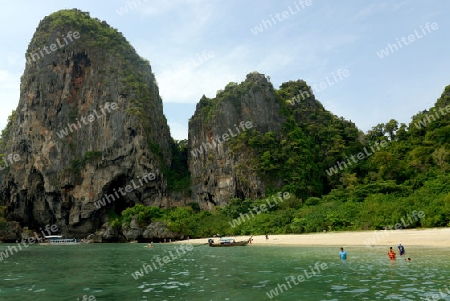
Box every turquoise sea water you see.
[1,243,449,301]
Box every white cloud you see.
[157,66,239,103]
[156,45,252,103]
[6,53,22,66]
[0,69,20,130]
[391,1,410,11]
[137,0,209,17]
[168,121,188,141]
[350,3,387,21]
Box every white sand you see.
[174,228,450,247]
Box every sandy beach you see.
[175,228,450,247]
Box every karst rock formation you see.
[0,9,172,238]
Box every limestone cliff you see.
[188,72,362,209]
[188,72,283,208]
[0,9,172,239]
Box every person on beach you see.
[388,247,396,260]
[398,243,405,256]
[265,234,269,241]
[339,247,347,260]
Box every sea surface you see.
[1,243,449,301]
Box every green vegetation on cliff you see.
[33,9,139,56]
[228,78,363,199]
[110,175,450,237]
[229,82,450,232]
[150,78,450,237]
[0,110,16,156]
[166,140,190,194]
[32,9,167,164]
[70,151,102,174]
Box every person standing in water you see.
[398,243,405,256]
[339,247,347,260]
[388,247,396,260]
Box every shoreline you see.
[173,228,450,247]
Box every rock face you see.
[91,219,180,243]
[0,9,172,238]
[0,221,22,242]
[188,72,283,208]
[188,72,363,209]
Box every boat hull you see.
[39,242,80,245]
[38,237,82,245]
[208,240,249,247]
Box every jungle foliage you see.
[113,82,450,238]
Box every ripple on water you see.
[378,285,393,289]
[399,287,420,293]
[162,286,179,289]
[344,288,370,293]
[140,281,190,292]
[167,281,189,287]
[331,285,348,290]
[171,271,189,276]
[253,279,269,288]
[257,271,273,273]
[384,293,414,300]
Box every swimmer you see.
[388,247,396,260]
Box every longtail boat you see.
[208,236,252,247]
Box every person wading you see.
[388,247,396,260]
[339,247,347,260]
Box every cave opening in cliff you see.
[207,193,216,206]
[104,175,134,215]
[235,189,246,200]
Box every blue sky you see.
[0,0,448,140]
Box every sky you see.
[0,0,449,140]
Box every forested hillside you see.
[108,81,450,239]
